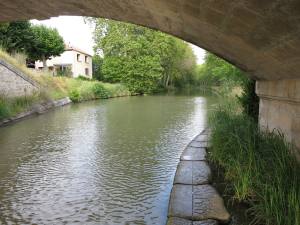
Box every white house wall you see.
[35,50,93,78]
[71,51,92,78]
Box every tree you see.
[28,25,65,69]
[91,18,197,93]
[92,55,104,81]
[196,52,248,86]
[0,21,34,54]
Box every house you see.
[35,44,93,78]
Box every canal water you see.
[0,94,213,225]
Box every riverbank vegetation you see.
[204,53,299,225]
[209,101,299,225]
[0,49,131,120]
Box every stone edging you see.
[0,59,40,88]
[167,129,230,225]
[0,97,72,127]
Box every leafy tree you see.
[197,52,259,121]
[91,19,197,93]
[238,79,259,122]
[92,55,104,81]
[196,52,248,86]
[0,21,34,54]
[28,25,65,69]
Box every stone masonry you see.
[167,129,230,225]
[0,59,39,98]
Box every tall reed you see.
[209,104,300,225]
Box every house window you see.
[85,68,89,76]
[77,54,81,62]
[85,56,88,63]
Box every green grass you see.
[208,102,300,225]
[0,95,41,120]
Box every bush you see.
[209,106,300,225]
[238,79,259,122]
[68,89,81,103]
[76,75,91,81]
[92,83,109,99]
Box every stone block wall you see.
[256,79,300,159]
[0,60,39,98]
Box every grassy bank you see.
[208,101,300,225]
[0,50,131,120]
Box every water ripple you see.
[0,95,211,225]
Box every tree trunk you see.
[165,74,170,88]
[42,56,48,71]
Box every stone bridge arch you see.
[1,0,300,153]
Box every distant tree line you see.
[197,52,259,120]
[90,19,197,94]
[0,21,65,68]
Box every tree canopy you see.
[195,52,248,86]
[91,19,197,93]
[28,25,65,65]
[0,21,65,67]
[0,21,34,54]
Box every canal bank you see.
[167,129,230,225]
[0,52,132,124]
[0,97,72,127]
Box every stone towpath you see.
[167,129,230,225]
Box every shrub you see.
[238,79,259,122]
[68,89,81,103]
[76,75,91,81]
[92,83,109,99]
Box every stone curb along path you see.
[167,129,230,225]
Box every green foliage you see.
[68,89,81,103]
[0,98,10,120]
[28,25,65,62]
[92,83,109,99]
[0,95,39,119]
[197,52,259,121]
[56,67,72,77]
[209,105,300,225]
[91,18,197,93]
[92,55,103,81]
[0,49,131,120]
[196,52,247,86]
[0,21,65,67]
[238,79,259,122]
[76,75,91,81]
[0,21,34,54]
[101,56,125,83]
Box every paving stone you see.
[167,217,192,225]
[168,185,193,219]
[174,161,211,185]
[189,141,208,148]
[169,185,230,222]
[193,219,218,225]
[201,129,211,135]
[193,185,230,222]
[167,217,218,225]
[194,134,208,142]
[180,147,206,161]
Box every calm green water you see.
[0,95,213,225]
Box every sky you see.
[31,16,206,64]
